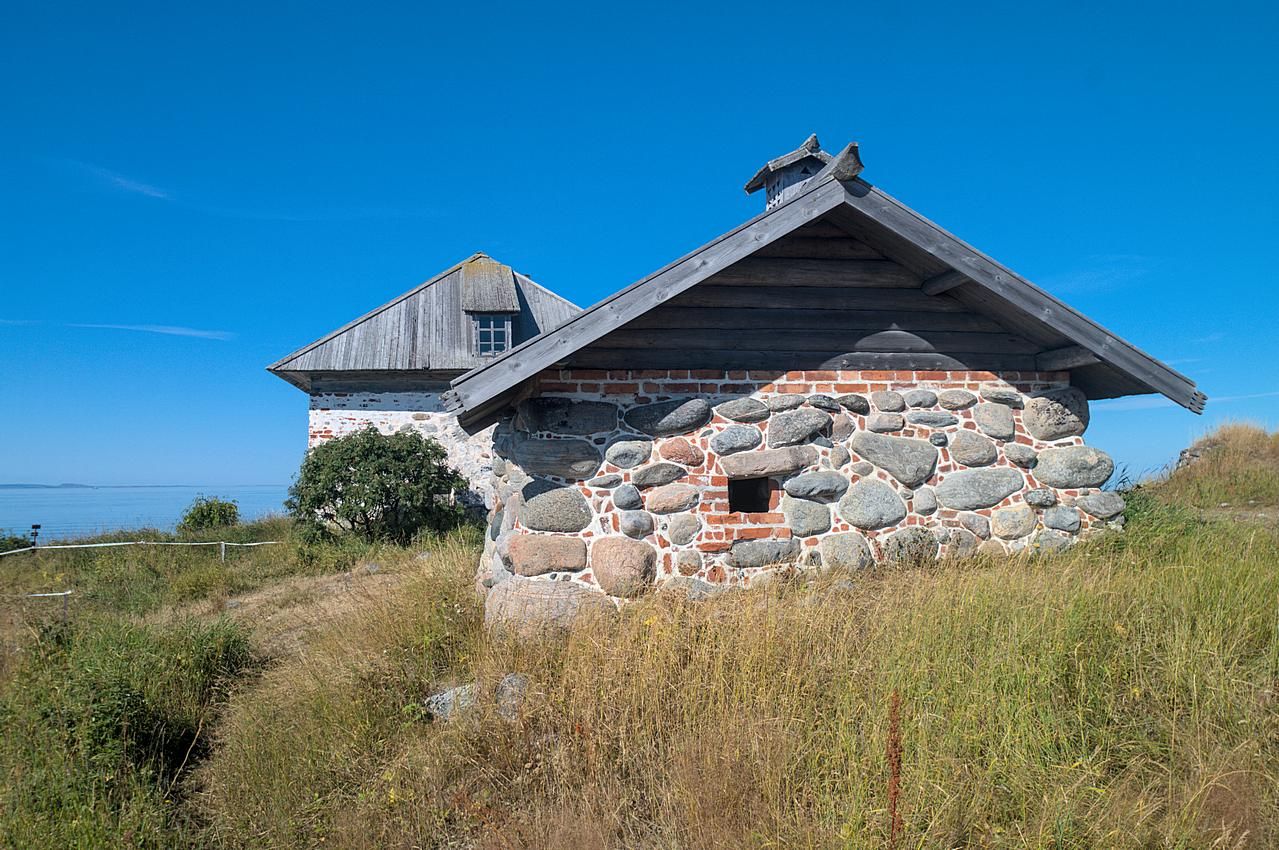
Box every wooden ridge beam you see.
[921,270,970,296]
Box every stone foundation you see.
[309,391,497,509]
[480,369,1126,618]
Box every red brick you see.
[537,381,577,392]
[690,369,723,379]
[698,541,731,553]
[603,383,639,394]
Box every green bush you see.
[1,533,31,553]
[178,496,239,533]
[287,427,467,544]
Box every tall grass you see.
[197,494,1279,848]
[1148,423,1279,508]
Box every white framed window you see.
[474,313,512,356]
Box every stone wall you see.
[309,391,497,509]
[480,369,1126,609]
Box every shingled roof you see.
[443,142,1204,427]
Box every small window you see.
[728,477,771,513]
[474,313,512,356]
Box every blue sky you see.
[2,0,1276,486]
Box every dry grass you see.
[196,492,1279,849]
[1147,423,1279,509]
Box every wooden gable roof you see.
[268,253,579,392]
[444,148,1204,427]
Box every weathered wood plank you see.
[752,236,884,260]
[921,270,969,296]
[565,347,1037,372]
[596,328,1041,354]
[705,257,919,288]
[1035,345,1100,371]
[626,306,1006,333]
[666,285,966,312]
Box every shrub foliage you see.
[178,495,240,532]
[287,427,467,544]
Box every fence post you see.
[220,542,226,562]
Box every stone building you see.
[272,137,1206,622]
[268,253,579,508]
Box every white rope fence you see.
[0,540,282,560]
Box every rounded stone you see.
[947,527,980,557]
[929,433,948,447]
[1023,387,1090,441]
[667,513,701,545]
[1076,491,1126,519]
[587,473,622,489]
[849,461,874,477]
[1024,488,1057,508]
[871,390,905,412]
[1043,505,1081,532]
[867,413,904,433]
[632,462,687,488]
[807,394,842,412]
[767,394,806,411]
[991,504,1036,539]
[659,438,705,467]
[1004,444,1038,469]
[980,388,1024,408]
[484,576,616,636]
[937,389,977,410]
[949,430,997,467]
[729,538,800,568]
[783,471,850,500]
[520,482,593,532]
[506,433,602,479]
[830,446,851,467]
[605,439,652,469]
[880,527,939,564]
[716,397,770,423]
[820,532,873,570]
[1034,446,1115,489]
[505,533,588,576]
[645,483,701,513]
[516,397,619,435]
[913,486,938,515]
[903,389,938,408]
[973,403,1016,441]
[977,539,1006,557]
[613,483,643,510]
[830,412,855,441]
[721,445,818,478]
[1032,530,1073,554]
[591,537,656,598]
[782,495,831,537]
[838,479,907,530]
[625,398,712,437]
[959,512,991,539]
[850,432,938,488]
[711,425,763,455]
[619,510,654,539]
[675,549,702,576]
[935,468,1025,511]
[836,394,870,414]
[767,409,832,447]
[906,411,959,428]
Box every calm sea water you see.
[0,486,290,541]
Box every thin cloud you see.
[60,159,172,200]
[69,323,234,341]
[49,156,437,222]
[1039,255,1154,295]
[1192,331,1224,344]
[0,319,40,326]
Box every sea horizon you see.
[0,483,291,541]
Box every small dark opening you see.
[728,477,771,513]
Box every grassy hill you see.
[2,425,1277,848]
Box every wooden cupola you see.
[744,134,833,210]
